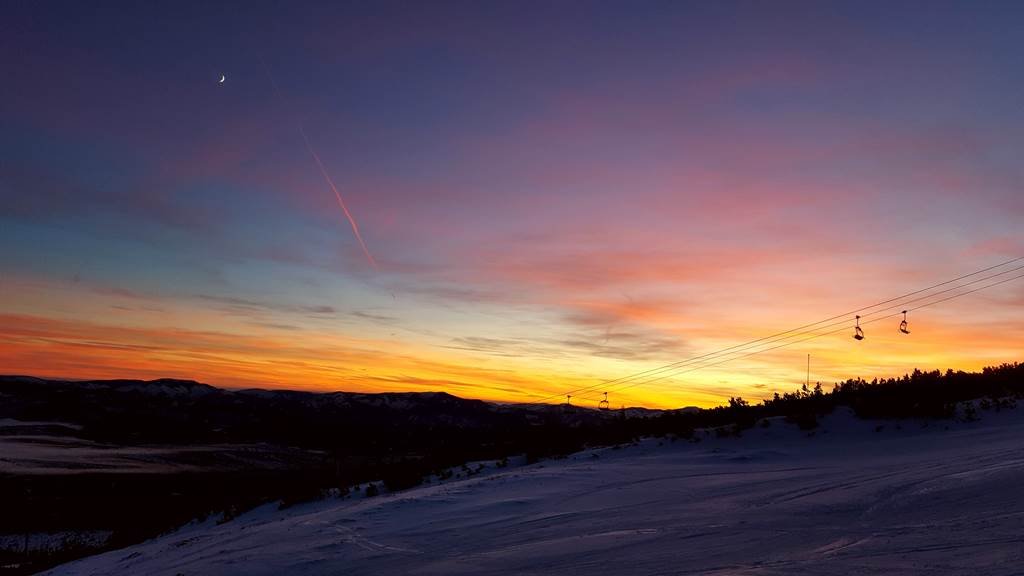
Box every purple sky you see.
[2,1,1023,407]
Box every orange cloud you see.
[0,312,601,404]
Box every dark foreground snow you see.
[46,408,1024,575]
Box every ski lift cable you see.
[577,270,1024,401]
[534,257,1024,404]
[570,270,1024,403]
[533,256,1024,404]
[598,263,1024,394]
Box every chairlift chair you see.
[853,315,865,340]
[598,392,610,411]
[899,310,910,334]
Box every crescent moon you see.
[219,74,226,84]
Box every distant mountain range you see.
[0,375,671,448]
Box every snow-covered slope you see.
[46,408,1024,575]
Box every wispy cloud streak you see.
[258,53,377,269]
[297,125,378,269]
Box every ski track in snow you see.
[44,408,1024,575]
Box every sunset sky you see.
[2,1,1023,408]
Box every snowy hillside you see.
[46,408,1024,575]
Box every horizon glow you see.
[2,2,1023,408]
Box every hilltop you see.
[43,405,1024,575]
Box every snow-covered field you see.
[46,408,1024,575]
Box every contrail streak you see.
[297,125,378,269]
[258,55,377,269]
